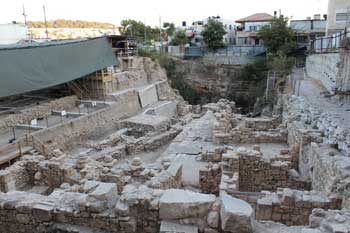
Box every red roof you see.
[236,13,274,23]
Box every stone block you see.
[160,221,198,233]
[220,193,253,233]
[159,189,216,220]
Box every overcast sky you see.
[0,0,328,26]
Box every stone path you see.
[294,67,350,130]
[158,112,217,188]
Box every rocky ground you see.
[0,61,350,233]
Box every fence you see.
[310,29,350,53]
[183,45,266,58]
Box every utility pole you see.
[22,4,28,40]
[346,7,350,32]
[159,16,162,53]
[22,4,27,26]
[144,18,147,43]
[43,5,49,40]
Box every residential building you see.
[0,23,27,45]
[203,17,236,44]
[326,0,350,35]
[235,13,274,45]
[184,16,236,46]
[290,14,327,48]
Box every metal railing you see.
[310,29,350,54]
[183,45,266,58]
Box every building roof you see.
[236,13,274,23]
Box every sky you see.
[0,0,328,27]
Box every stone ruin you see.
[1,58,350,233]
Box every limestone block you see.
[207,211,219,228]
[160,221,198,233]
[88,182,118,201]
[256,197,273,220]
[220,193,253,233]
[159,189,216,220]
[32,202,54,222]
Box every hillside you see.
[27,19,116,29]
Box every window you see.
[336,13,350,22]
[249,26,257,31]
[225,24,227,29]
[229,25,232,30]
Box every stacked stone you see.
[38,159,78,188]
[177,102,193,116]
[202,147,224,162]
[144,128,182,151]
[245,117,280,131]
[147,163,182,190]
[237,147,310,192]
[199,163,222,195]
[256,188,342,226]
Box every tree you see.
[170,30,188,46]
[163,22,176,40]
[258,17,297,54]
[120,19,160,43]
[201,19,227,52]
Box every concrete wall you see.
[0,95,78,131]
[30,90,141,151]
[0,24,27,44]
[306,53,340,92]
[336,50,350,93]
[306,51,350,93]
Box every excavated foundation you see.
[0,58,349,233]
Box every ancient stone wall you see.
[237,149,310,193]
[256,188,342,226]
[199,164,222,195]
[0,95,78,131]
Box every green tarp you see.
[0,37,118,98]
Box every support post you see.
[18,143,22,156]
[12,127,16,140]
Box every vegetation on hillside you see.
[27,19,116,29]
[201,19,227,52]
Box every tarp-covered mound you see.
[0,37,118,98]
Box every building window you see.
[225,24,227,29]
[229,25,232,30]
[336,13,350,22]
[249,26,258,31]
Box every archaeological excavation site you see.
[0,29,350,233]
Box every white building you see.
[184,16,236,46]
[326,0,350,35]
[0,23,27,45]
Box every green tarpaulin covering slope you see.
[0,37,118,98]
